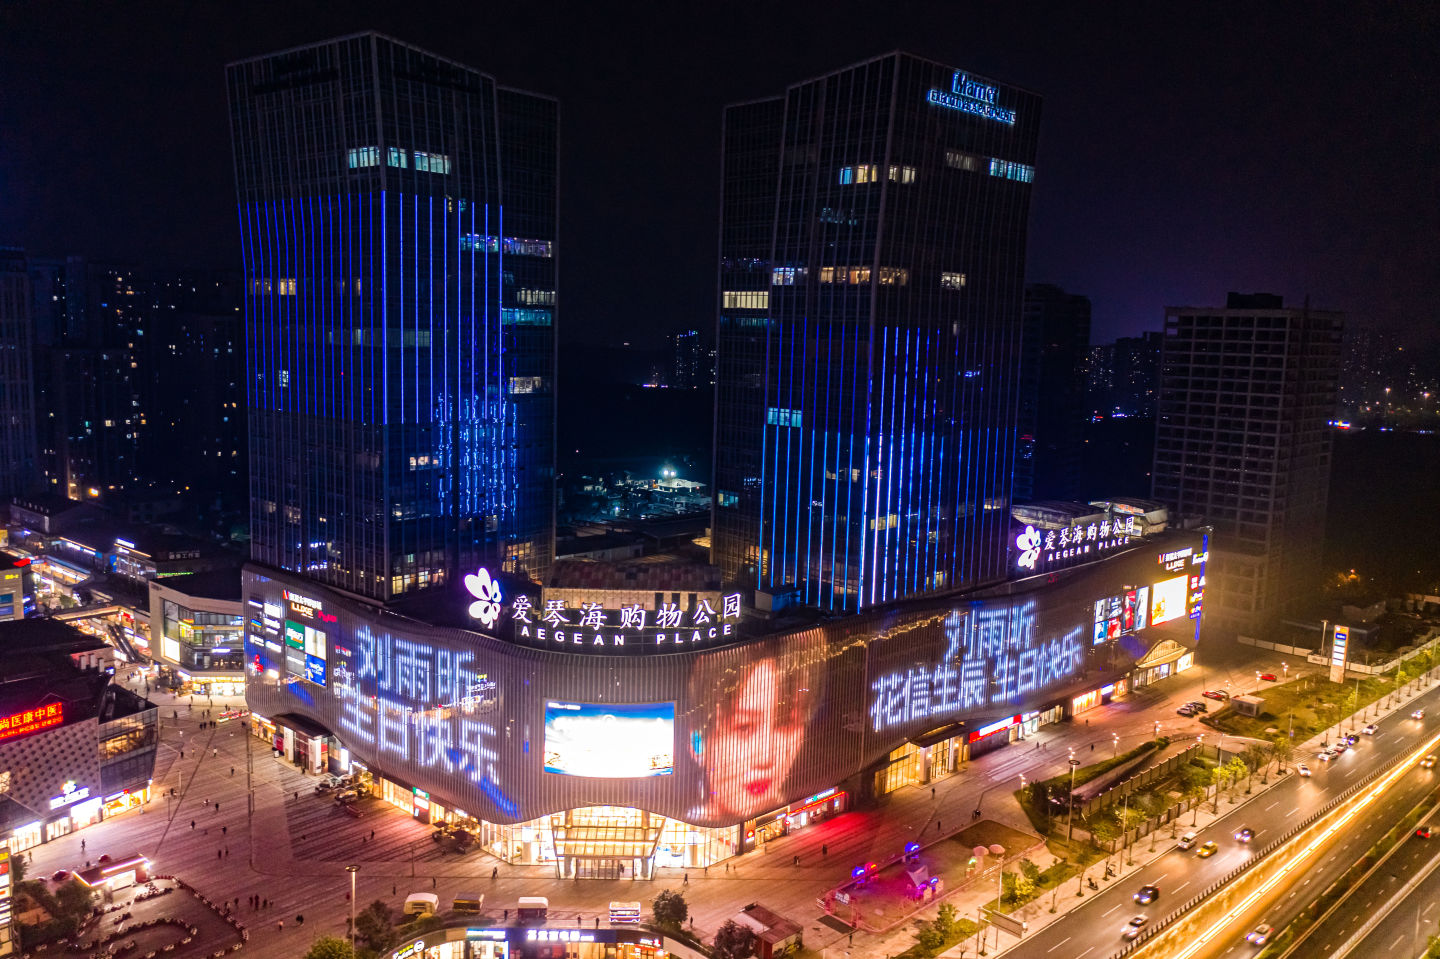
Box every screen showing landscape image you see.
[543,701,676,777]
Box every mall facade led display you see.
[243,530,1206,847]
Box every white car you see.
[1246,923,1273,946]
[1318,749,1334,762]
[1297,762,1311,776]
[1363,723,1378,735]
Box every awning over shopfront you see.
[1136,638,1192,669]
[909,723,967,748]
[272,712,332,739]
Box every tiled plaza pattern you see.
[20,645,1343,959]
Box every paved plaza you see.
[19,645,1308,959]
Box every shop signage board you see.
[0,847,12,956]
[0,703,62,742]
[1330,625,1349,683]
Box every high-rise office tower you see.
[0,249,38,499]
[227,33,557,602]
[1016,284,1090,502]
[713,54,1041,611]
[1152,293,1342,635]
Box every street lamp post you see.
[1120,789,1131,865]
[1066,754,1081,843]
[346,864,360,958]
[1112,733,1119,758]
[1282,661,1288,682]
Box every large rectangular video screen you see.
[1149,574,1189,626]
[543,701,675,778]
[1092,586,1150,644]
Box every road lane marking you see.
[1264,800,1280,811]
[1077,949,1094,958]
[1103,904,1120,917]
[1047,936,1071,953]
[1174,881,1190,894]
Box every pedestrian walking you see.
[684,873,689,885]
[370,829,374,840]
[190,820,195,830]
[180,750,185,759]
[792,855,799,866]
[222,825,228,835]
[491,867,497,880]
[931,787,935,799]
[216,802,221,812]
[822,844,828,857]
[277,920,283,932]
[217,850,222,860]
[231,767,235,776]
[432,877,436,889]
[392,885,396,896]
[80,839,85,851]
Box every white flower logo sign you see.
[465,567,503,627]
[1015,525,1042,570]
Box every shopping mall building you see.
[243,511,1206,878]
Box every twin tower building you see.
[227,33,1041,612]
[228,36,1165,871]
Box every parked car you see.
[1197,841,1218,858]
[1203,690,1228,700]
[1235,827,1254,843]
[1177,705,1196,717]
[1418,826,1434,839]
[341,803,362,818]
[1134,884,1160,905]
[1363,723,1378,735]
[1297,762,1312,777]
[1123,916,1148,940]
[1259,673,1277,682]
[1187,701,1208,712]
[1246,924,1274,946]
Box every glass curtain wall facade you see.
[227,33,556,603]
[714,54,1042,611]
[0,249,38,500]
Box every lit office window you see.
[887,165,916,183]
[766,408,803,429]
[941,272,967,290]
[387,147,409,168]
[277,278,297,295]
[944,149,981,171]
[347,146,380,168]
[516,289,556,305]
[722,291,769,310]
[988,158,1035,183]
[414,151,452,174]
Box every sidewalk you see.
[26,662,1420,959]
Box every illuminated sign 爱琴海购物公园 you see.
[868,600,1086,733]
[500,592,745,652]
[1014,516,1138,573]
[925,71,1016,124]
[0,702,63,741]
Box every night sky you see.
[2,1,1436,346]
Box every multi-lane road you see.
[1006,678,1440,959]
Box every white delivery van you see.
[404,892,439,917]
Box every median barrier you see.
[1107,730,1440,959]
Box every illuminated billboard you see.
[1092,587,1150,644]
[1149,575,1189,626]
[543,702,675,778]
[0,703,62,742]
